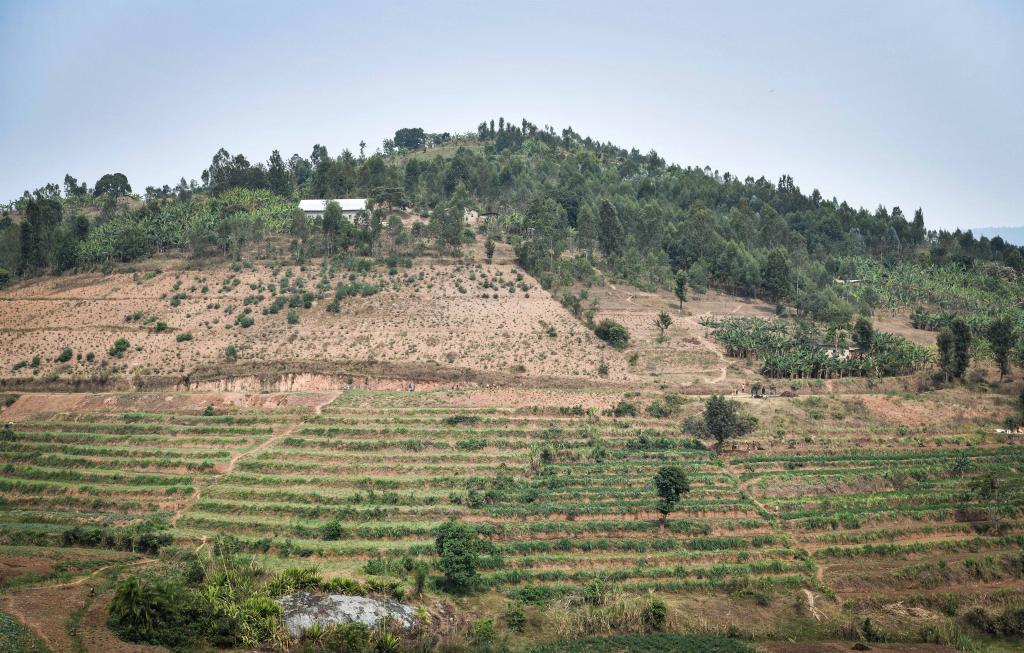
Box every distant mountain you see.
[974,227,1024,246]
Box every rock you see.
[276,591,418,638]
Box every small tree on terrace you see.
[703,394,756,452]
[484,238,495,263]
[435,520,492,593]
[674,270,688,309]
[654,466,689,527]
[654,311,672,341]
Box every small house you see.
[298,199,368,220]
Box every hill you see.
[1,120,1023,653]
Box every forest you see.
[2,118,1023,350]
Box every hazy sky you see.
[1,0,1021,230]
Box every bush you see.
[612,400,638,417]
[642,596,668,631]
[56,347,73,363]
[470,617,496,646]
[108,338,130,357]
[594,319,630,349]
[224,344,238,361]
[287,310,299,325]
[175,332,193,342]
[301,622,370,653]
[506,600,527,632]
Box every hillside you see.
[1,120,1023,653]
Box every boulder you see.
[276,591,418,638]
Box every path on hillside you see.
[170,391,340,528]
[719,453,832,615]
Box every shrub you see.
[108,338,130,357]
[175,332,193,342]
[154,321,168,333]
[224,344,238,361]
[612,400,638,417]
[642,596,668,631]
[506,601,526,632]
[594,319,630,349]
[56,347,73,363]
[303,622,370,653]
[287,310,299,325]
[107,577,189,646]
[236,314,254,328]
[469,617,496,646]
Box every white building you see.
[298,199,368,220]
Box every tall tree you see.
[674,269,688,309]
[853,316,875,354]
[93,173,132,198]
[266,150,293,197]
[761,248,792,301]
[597,200,623,256]
[988,316,1015,381]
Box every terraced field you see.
[731,423,1024,613]
[0,404,301,550]
[178,390,811,600]
[2,388,1022,651]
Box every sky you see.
[0,0,1021,230]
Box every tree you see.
[853,316,875,354]
[484,238,495,263]
[761,248,792,301]
[988,316,1015,380]
[654,311,672,340]
[951,316,973,379]
[703,394,755,451]
[937,328,956,382]
[322,201,344,257]
[937,317,972,381]
[393,127,426,151]
[594,319,630,349]
[63,174,87,197]
[435,520,491,593]
[266,150,293,197]
[653,466,689,527]
[93,172,132,198]
[674,270,688,309]
[597,200,623,256]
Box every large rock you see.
[276,591,418,637]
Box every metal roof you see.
[298,199,367,213]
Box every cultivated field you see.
[1,383,1020,651]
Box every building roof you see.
[298,199,367,213]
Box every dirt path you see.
[1,558,161,651]
[170,391,339,527]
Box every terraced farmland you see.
[2,388,1023,651]
[0,403,302,550]
[178,390,812,601]
[731,425,1024,612]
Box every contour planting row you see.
[0,408,297,543]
